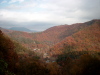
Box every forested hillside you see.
[49,20,100,57]
[1,20,100,59]
[0,20,100,75]
[0,29,100,75]
[0,30,61,75]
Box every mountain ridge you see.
[9,27,32,32]
[0,19,100,59]
[48,19,100,57]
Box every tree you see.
[0,30,18,73]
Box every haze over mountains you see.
[9,27,38,32]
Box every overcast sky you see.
[0,0,100,31]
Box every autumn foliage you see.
[0,30,18,74]
[0,19,100,75]
[49,20,100,56]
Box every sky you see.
[0,0,100,31]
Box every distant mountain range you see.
[9,27,37,32]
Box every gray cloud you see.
[77,0,100,20]
[0,0,100,31]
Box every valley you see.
[0,19,100,75]
[0,19,100,60]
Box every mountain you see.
[0,30,54,75]
[48,19,100,56]
[0,19,100,75]
[9,27,32,32]
[0,19,100,59]
[0,27,14,34]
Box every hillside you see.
[0,20,100,75]
[0,19,100,59]
[48,20,100,57]
[0,30,55,75]
[0,27,14,34]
